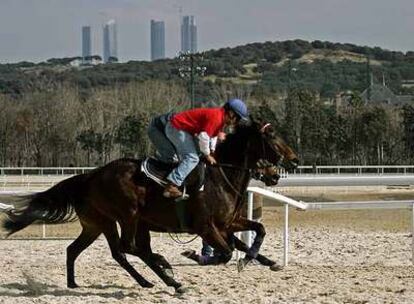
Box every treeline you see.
[0,80,413,167]
[0,81,188,166]
[2,39,414,97]
[1,39,413,166]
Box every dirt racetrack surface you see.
[0,186,413,303]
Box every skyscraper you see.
[103,19,118,63]
[181,16,197,54]
[82,26,92,63]
[150,20,165,61]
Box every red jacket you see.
[171,107,225,137]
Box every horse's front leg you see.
[228,217,267,271]
[135,221,173,273]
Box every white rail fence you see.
[245,187,414,267]
[1,165,414,177]
[293,165,414,175]
[1,167,414,266]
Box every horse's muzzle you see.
[261,173,280,186]
[254,164,281,186]
[284,158,299,172]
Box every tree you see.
[358,106,388,164]
[402,105,414,162]
[115,113,150,158]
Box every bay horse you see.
[3,119,298,293]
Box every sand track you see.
[1,187,414,303]
[0,223,413,304]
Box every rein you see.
[212,163,251,171]
[212,127,279,198]
[218,166,245,198]
[168,233,199,244]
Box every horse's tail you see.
[2,174,87,236]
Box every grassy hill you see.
[1,39,414,98]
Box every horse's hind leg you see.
[230,218,266,257]
[229,218,268,271]
[66,224,100,288]
[119,215,139,253]
[103,221,154,288]
[231,234,277,267]
[181,230,234,266]
[197,224,233,264]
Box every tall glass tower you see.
[181,16,197,54]
[150,20,165,61]
[103,20,118,63]
[82,26,92,63]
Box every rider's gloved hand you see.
[205,154,217,165]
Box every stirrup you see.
[175,186,189,202]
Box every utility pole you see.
[366,55,371,102]
[178,52,206,108]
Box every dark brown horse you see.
[3,120,298,293]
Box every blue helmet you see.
[225,99,248,121]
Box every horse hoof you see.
[269,264,284,271]
[181,250,199,263]
[165,268,174,278]
[181,250,196,258]
[237,258,248,272]
[175,285,188,294]
[67,282,79,289]
[141,281,154,288]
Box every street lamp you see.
[178,52,207,109]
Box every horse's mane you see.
[215,123,255,153]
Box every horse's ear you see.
[260,123,272,133]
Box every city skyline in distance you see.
[150,19,165,61]
[103,19,118,63]
[82,26,92,62]
[0,0,413,63]
[81,15,196,63]
[181,16,197,54]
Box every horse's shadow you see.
[0,281,146,299]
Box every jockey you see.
[148,99,249,198]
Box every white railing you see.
[276,174,414,187]
[292,165,414,175]
[1,165,414,176]
[0,167,94,176]
[246,186,414,267]
[1,167,414,263]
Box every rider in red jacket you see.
[148,99,249,198]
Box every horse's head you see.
[255,122,299,171]
[250,121,299,185]
[215,119,299,186]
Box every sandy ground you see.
[0,187,413,303]
[0,226,413,304]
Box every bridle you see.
[213,122,283,197]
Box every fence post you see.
[412,204,414,264]
[42,222,46,239]
[246,192,254,247]
[235,232,241,260]
[283,204,289,266]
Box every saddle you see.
[141,157,205,192]
[141,157,204,230]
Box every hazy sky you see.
[0,0,413,63]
